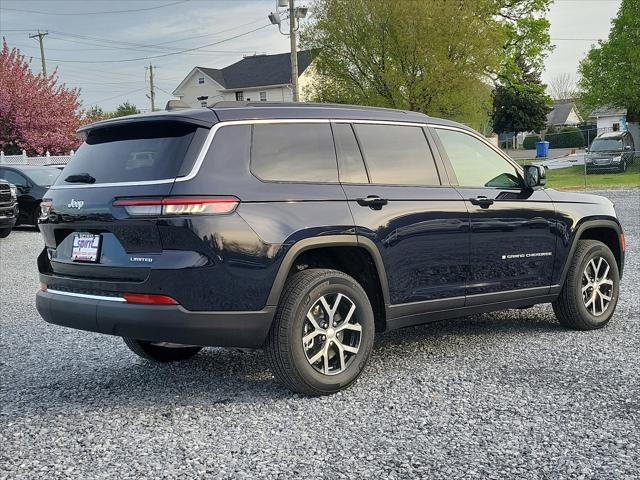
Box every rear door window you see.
[251,123,338,183]
[354,124,440,185]
[58,121,202,185]
[333,123,368,183]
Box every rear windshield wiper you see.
[65,173,96,184]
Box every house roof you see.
[194,50,313,90]
[588,106,627,118]
[547,100,580,126]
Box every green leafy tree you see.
[490,0,553,134]
[82,106,109,124]
[111,102,140,118]
[491,56,552,134]
[301,0,504,128]
[578,0,640,120]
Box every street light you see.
[267,0,307,102]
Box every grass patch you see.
[545,162,640,190]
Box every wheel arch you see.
[559,219,624,286]
[266,235,390,331]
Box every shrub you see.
[523,127,585,150]
[523,135,540,149]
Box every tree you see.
[491,56,552,134]
[82,106,110,124]
[0,40,82,155]
[548,73,576,100]
[490,0,553,134]
[111,102,140,118]
[578,0,640,120]
[301,0,504,128]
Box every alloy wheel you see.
[302,293,362,375]
[582,256,614,316]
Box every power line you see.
[0,1,188,16]
[84,88,148,108]
[27,24,271,64]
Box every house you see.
[172,51,314,107]
[587,106,627,133]
[588,106,639,147]
[546,100,582,127]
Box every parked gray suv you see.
[586,131,635,173]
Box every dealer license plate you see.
[71,233,101,262]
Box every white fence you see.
[0,150,74,166]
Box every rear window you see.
[59,121,202,184]
[251,123,338,183]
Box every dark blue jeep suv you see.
[36,102,625,395]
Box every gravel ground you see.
[1,189,638,479]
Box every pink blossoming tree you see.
[0,39,83,155]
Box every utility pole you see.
[147,64,156,111]
[289,0,299,102]
[29,31,48,77]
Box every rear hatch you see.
[39,118,213,282]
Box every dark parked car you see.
[586,131,635,173]
[35,103,625,395]
[0,165,60,226]
[0,179,19,238]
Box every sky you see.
[0,0,623,112]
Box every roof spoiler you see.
[165,99,191,111]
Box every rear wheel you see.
[30,206,41,227]
[265,268,375,396]
[0,227,11,239]
[552,240,619,330]
[122,337,202,362]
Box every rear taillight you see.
[113,196,239,217]
[123,293,178,305]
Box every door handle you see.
[356,195,388,210]
[469,196,494,208]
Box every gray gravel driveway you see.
[1,189,638,479]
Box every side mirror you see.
[624,145,631,151]
[523,165,546,189]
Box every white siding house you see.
[172,51,314,107]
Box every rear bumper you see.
[36,290,275,348]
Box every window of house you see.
[353,124,440,185]
[613,123,620,132]
[333,123,368,183]
[251,123,338,183]
[198,77,205,85]
[200,101,207,107]
[235,91,244,101]
[435,128,520,188]
[259,91,267,101]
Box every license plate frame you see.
[71,233,101,263]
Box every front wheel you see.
[0,227,11,239]
[265,269,375,396]
[122,337,202,362]
[552,240,620,330]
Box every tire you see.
[31,206,41,227]
[552,240,620,330]
[0,227,11,239]
[619,161,627,173]
[265,268,375,396]
[122,337,202,362]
